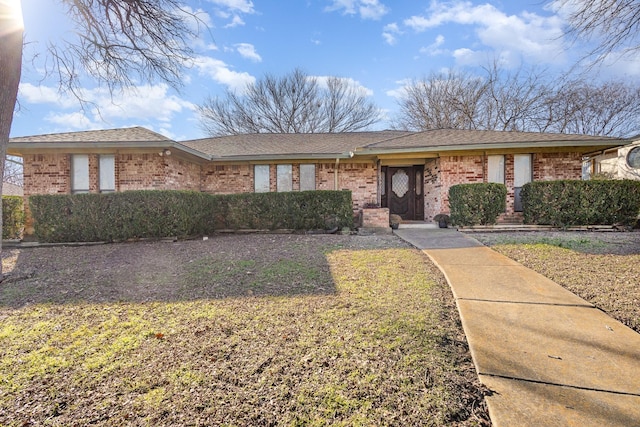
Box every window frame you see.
[99,154,116,193]
[276,164,293,192]
[627,146,640,169]
[71,154,90,194]
[254,164,270,193]
[299,164,316,191]
[487,155,505,184]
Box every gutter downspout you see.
[334,158,340,190]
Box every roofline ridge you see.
[360,130,422,149]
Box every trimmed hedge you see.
[521,180,640,227]
[2,196,24,240]
[449,183,507,226]
[29,190,353,243]
[211,191,353,231]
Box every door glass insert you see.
[514,154,532,187]
[392,169,409,198]
[415,170,422,196]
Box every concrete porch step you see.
[397,222,438,229]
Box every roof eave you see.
[8,141,211,160]
[356,140,628,155]
[209,152,355,162]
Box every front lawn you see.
[0,234,489,426]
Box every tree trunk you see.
[0,0,24,279]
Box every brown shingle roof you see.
[362,129,626,150]
[10,126,171,143]
[181,131,411,158]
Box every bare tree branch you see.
[556,0,640,66]
[46,0,204,102]
[198,68,382,135]
[393,62,640,137]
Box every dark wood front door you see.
[381,166,424,221]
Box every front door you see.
[382,166,424,221]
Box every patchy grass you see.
[0,235,489,426]
[471,232,640,334]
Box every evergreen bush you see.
[449,183,507,226]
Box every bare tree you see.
[542,79,640,136]
[480,62,551,132]
[0,0,204,278]
[3,156,23,187]
[198,68,382,135]
[393,63,640,137]
[556,0,640,66]
[390,69,488,131]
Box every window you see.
[277,164,292,192]
[487,155,505,184]
[99,155,115,192]
[71,154,89,194]
[254,165,270,192]
[299,164,316,191]
[627,146,640,169]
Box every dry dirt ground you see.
[467,230,640,333]
[0,234,490,426]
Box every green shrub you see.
[29,190,216,243]
[521,180,640,227]
[212,191,353,231]
[2,196,24,240]
[449,183,507,226]
[29,190,353,243]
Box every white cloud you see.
[235,43,262,62]
[403,1,566,66]
[45,112,100,130]
[420,34,446,56]
[95,85,194,123]
[325,0,389,20]
[382,22,400,45]
[19,83,194,131]
[385,78,412,99]
[224,15,245,28]
[19,83,77,108]
[315,75,374,97]
[194,56,255,91]
[207,0,255,14]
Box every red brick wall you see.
[117,153,166,191]
[317,162,377,212]
[201,164,253,193]
[423,158,442,221]
[164,157,201,191]
[437,155,485,216]
[23,154,70,196]
[534,152,583,181]
[361,207,389,228]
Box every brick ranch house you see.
[8,127,629,232]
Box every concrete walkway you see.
[394,228,640,427]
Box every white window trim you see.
[99,154,116,193]
[299,164,316,191]
[487,155,505,184]
[277,164,293,192]
[71,154,90,194]
[254,164,270,193]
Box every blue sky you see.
[12,0,640,141]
